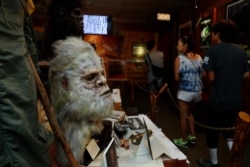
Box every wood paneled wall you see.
[122,31,157,60]
[84,35,123,59]
[82,0,236,88]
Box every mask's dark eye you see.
[84,73,97,82]
[73,9,81,16]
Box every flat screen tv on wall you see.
[83,15,112,35]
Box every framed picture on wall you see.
[226,0,249,19]
[179,20,192,38]
[132,42,147,58]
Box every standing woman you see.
[173,35,204,148]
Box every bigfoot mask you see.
[49,37,113,166]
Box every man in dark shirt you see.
[198,20,249,167]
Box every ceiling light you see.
[194,1,198,8]
[85,1,92,5]
[157,13,171,21]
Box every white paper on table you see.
[152,130,187,160]
[137,114,187,160]
[86,139,100,160]
[118,154,164,167]
[90,147,165,167]
[136,131,150,156]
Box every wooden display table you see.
[88,115,189,167]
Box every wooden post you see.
[128,73,135,103]
[27,56,79,167]
[228,111,250,167]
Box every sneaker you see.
[197,158,220,167]
[187,134,196,144]
[173,138,189,148]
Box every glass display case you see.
[200,17,212,49]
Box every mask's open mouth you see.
[100,89,111,97]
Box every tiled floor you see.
[114,83,250,167]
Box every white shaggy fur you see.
[49,37,113,166]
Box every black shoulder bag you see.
[146,54,164,78]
